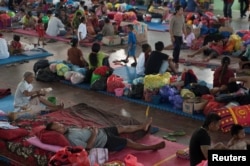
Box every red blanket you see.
[0,88,11,98]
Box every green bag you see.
[47,96,56,105]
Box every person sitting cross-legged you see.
[145,41,178,75]
[45,117,166,152]
[14,71,64,112]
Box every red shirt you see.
[11,41,21,49]
[213,66,234,87]
[210,43,224,55]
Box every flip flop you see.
[150,126,159,134]
[163,135,176,142]
[167,131,186,136]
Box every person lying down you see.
[46,117,166,152]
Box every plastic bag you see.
[48,146,90,166]
[124,154,143,166]
[107,75,125,93]
[71,72,84,84]
[144,72,171,90]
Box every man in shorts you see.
[188,39,225,62]
[46,117,165,151]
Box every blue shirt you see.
[186,0,197,12]
[128,31,136,45]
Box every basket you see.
[114,88,124,97]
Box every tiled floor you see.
[0,10,250,149]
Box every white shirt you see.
[14,80,33,108]
[83,0,92,9]
[46,16,65,37]
[78,23,87,40]
[0,38,9,59]
[136,52,145,76]
[182,32,195,47]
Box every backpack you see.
[36,67,59,82]
[33,59,50,74]
[190,84,210,97]
[90,77,107,91]
[128,83,144,99]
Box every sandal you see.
[167,131,186,136]
[163,135,176,142]
[150,126,159,134]
[176,150,190,160]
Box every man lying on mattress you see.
[45,117,166,152]
[13,71,64,112]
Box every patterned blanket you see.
[0,103,145,166]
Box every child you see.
[83,6,89,16]
[227,124,250,150]
[9,35,23,55]
[164,25,195,50]
[136,43,152,76]
[121,24,137,67]
[35,19,46,46]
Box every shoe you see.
[121,59,128,63]
[131,62,137,67]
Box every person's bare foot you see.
[153,141,166,150]
[187,54,194,57]
[143,117,153,131]
[57,102,64,109]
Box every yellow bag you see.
[144,72,171,89]
[181,89,195,99]
[229,34,242,51]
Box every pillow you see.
[33,126,70,147]
[39,131,70,147]
[27,136,63,152]
[0,128,29,141]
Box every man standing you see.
[239,0,249,18]
[169,5,186,69]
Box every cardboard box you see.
[120,21,148,44]
[102,36,121,46]
[182,98,208,114]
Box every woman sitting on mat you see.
[72,11,83,35]
[78,17,95,43]
[146,0,163,20]
[67,38,88,68]
[164,26,195,50]
[88,42,108,70]
[187,37,226,62]
[9,35,24,55]
[0,33,10,59]
[210,56,235,94]
[21,11,36,29]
